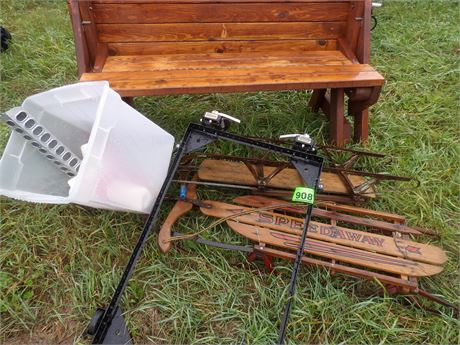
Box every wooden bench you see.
[67,0,384,146]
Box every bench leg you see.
[308,89,327,113]
[347,86,382,143]
[122,97,134,107]
[350,107,369,143]
[329,88,345,147]
[309,89,351,146]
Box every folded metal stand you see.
[86,113,323,344]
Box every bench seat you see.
[81,51,384,97]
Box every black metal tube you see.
[92,130,195,343]
[277,204,314,344]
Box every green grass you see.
[1,0,459,343]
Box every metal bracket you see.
[200,110,241,131]
[279,133,317,154]
[291,159,320,188]
[87,308,131,345]
[183,132,216,154]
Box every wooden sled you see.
[177,148,415,204]
[158,191,454,311]
[198,158,377,202]
[195,157,414,204]
[200,200,446,276]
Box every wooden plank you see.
[80,72,383,97]
[94,75,383,97]
[93,68,379,83]
[78,2,98,65]
[329,88,345,147]
[85,65,381,81]
[353,108,369,142]
[319,91,331,119]
[233,195,405,223]
[262,246,419,290]
[105,50,350,63]
[96,22,346,42]
[322,202,405,223]
[92,43,108,72]
[81,51,384,96]
[232,195,423,236]
[196,159,373,195]
[108,40,337,55]
[82,64,383,79]
[345,0,364,61]
[227,221,443,277]
[337,37,359,63]
[67,0,91,76]
[93,3,349,23]
[200,201,447,265]
[357,0,372,63]
[394,218,412,293]
[91,67,379,81]
[309,89,327,112]
[101,51,352,72]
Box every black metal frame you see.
[87,122,323,344]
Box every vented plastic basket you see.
[0,81,174,213]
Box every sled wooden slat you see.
[234,195,406,223]
[261,246,420,289]
[227,221,442,277]
[232,196,423,235]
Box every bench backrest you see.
[68,0,372,76]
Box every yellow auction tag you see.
[292,186,315,204]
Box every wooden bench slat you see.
[93,3,349,24]
[102,51,353,72]
[101,61,362,75]
[87,75,384,97]
[102,58,352,72]
[106,50,349,62]
[90,65,380,80]
[97,22,346,42]
[83,65,383,82]
[107,39,338,55]
[81,64,384,97]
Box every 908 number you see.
[292,187,315,204]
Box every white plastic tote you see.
[0,81,174,213]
